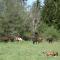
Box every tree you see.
[42,0,60,29]
[0,0,27,36]
[30,0,41,34]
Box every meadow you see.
[0,41,60,60]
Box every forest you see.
[0,0,60,42]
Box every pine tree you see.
[42,0,60,29]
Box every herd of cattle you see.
[0,35,23,42]
[0,34,54,43]
[0,33,58,56]
[32,32,54,44]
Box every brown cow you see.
[43,51,58,56]
[0,35,14,42]
[0,36,9,42]
[47,51,58,56]
[47,37,53,43]
[33,37,43,44]
[32,32,43,44]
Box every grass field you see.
[0,41,60,60]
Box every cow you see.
[0,36,9,42]
[32,37,43,44]
[0,35,14,42]
[43,51,58,56]
[15,36,23,42]
[47,37,53,43]
[8,35,14,42]
[32,32,43,44]
[47,51,58,56]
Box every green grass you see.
[0,41,60,60]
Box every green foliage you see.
[43,26,60,41]
[42,0,60,29]
[38,21,60,41]
[0,0,28,36]
[38,22,48,33]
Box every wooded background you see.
[0,0,60,41]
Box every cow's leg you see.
[33,40,35,44]
[38,41,40,44]
[49,40,52,43]
[10,39,14,42]
[4,39,8,42]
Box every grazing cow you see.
[32,32,38,44]
[32,32,43,44]
[8,35,14,42]
[43,51,58,56]
[47,37,53,43]
[0,35,14,42]
[33,37,43,44]
[21,35,31,41]
[0,36,9,42]
[15,36,23,42]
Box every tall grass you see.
[0,41,60,60]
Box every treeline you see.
[0,0,60,41]
[40,0,60,40]
[0,0,28,36]
[42,0,60,29]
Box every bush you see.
[38,22,60,41]
[43,26,60,41]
